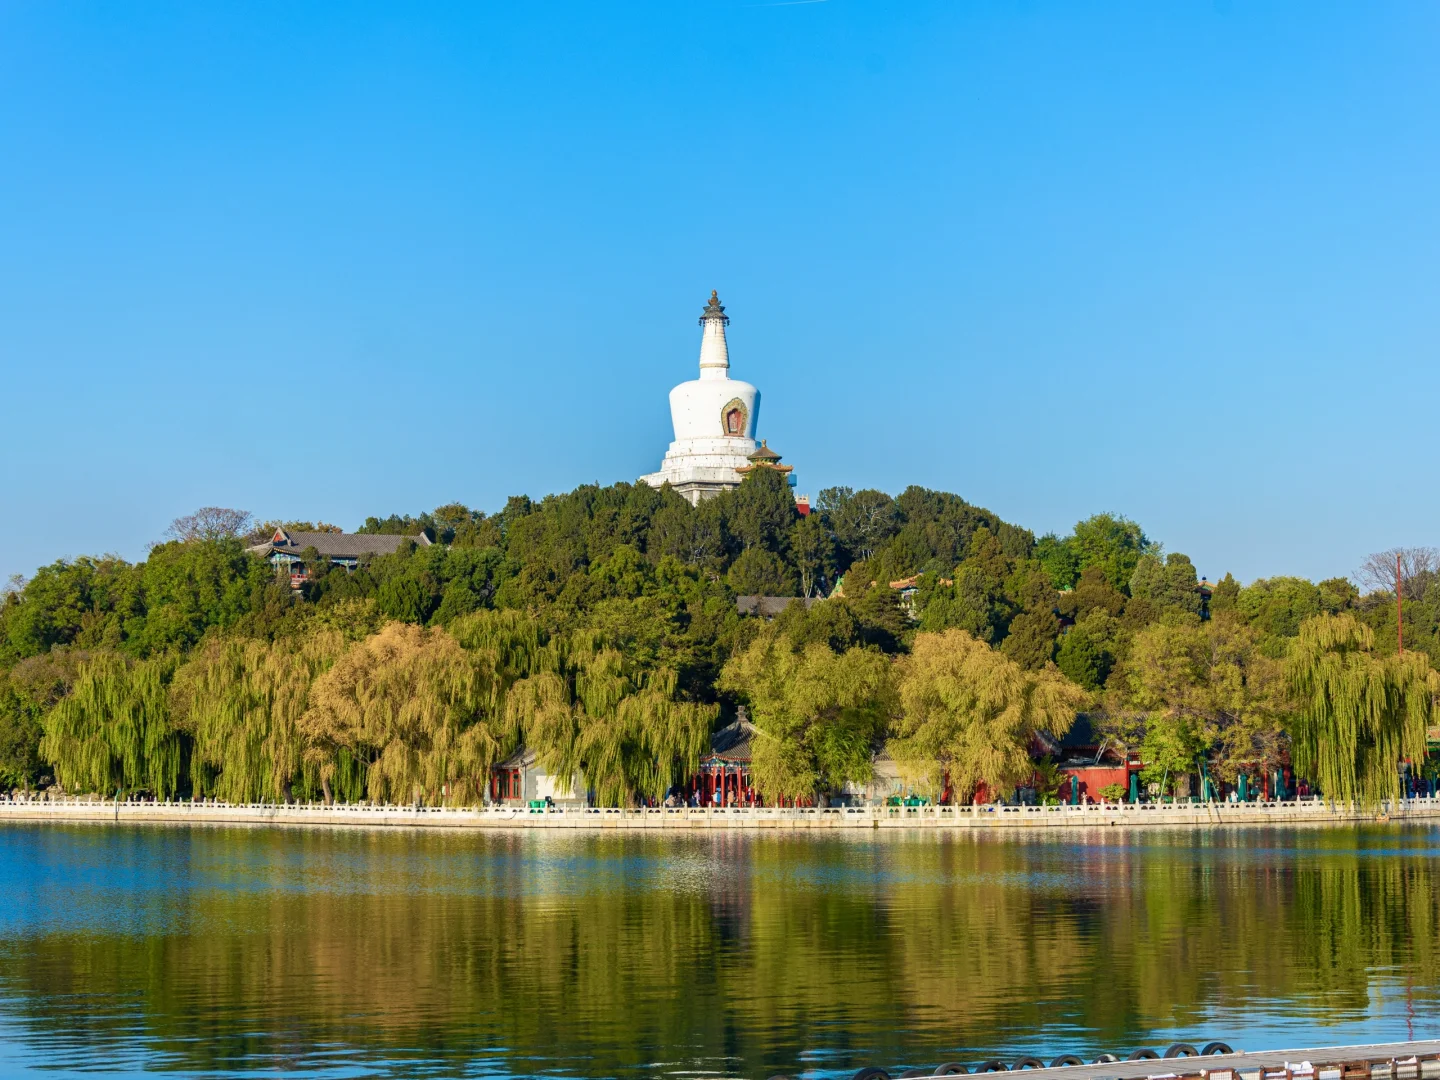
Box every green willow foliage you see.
[39,653,182,798]
[1285,614,1439,804]
[172,632,347,803]
[512,633,715,806]
[720,629,895,802]
[7,476,1440,800]
[891,628,1087,802]
[300,620,525,806]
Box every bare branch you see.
[165,507,255,544]
[1356,547,1440,600]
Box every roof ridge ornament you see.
[699,289,729,326]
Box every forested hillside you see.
[3,468,1436,805]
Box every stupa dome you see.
[639,292,789,505]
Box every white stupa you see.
[640,292,793,505]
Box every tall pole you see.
[1397,552,1404,654]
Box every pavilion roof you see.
[747,440,782,462]
[703,717,758,764]
[246,529,431,560]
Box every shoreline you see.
[2,796,1436,831]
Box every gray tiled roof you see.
[494,746,537,770]
[246,530,432,560]
[705,718,758,764]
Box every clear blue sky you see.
[2,2,1437,587]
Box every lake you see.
[1,823,1438,1079]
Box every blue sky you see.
[2,2,1437,587]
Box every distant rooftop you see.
[246,528,431,561]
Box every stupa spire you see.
[697,290,730,379]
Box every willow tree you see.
[890,628,1087,803]
[1116,614,1289,785]
[1286,613,1438,805]
[300,620,525,805]
[720,633,895,803]
[170,630,347,803]
[512,633,714,807]
[40,652,182,797]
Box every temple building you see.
[245,527,430,589]
[640,292,796,505]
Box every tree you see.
[1285,613,1438,805]
[513,634,714,807]
[0,556,139,659]
[726,548,796,597]
[375,571,440,624]
[918,528,1014,642]
[0,671,45,788]
[720,632,894,803]
[170,631,347,803]
[165,507,254,543]
[1237,577,1325,644]
[789,514,835,599]
[1057,627,1104,690]
[1001,607,1061,670]
[1035,534,1081,591]
[1069,513,1154,593]
[1210,572,1241,613]
[299,621,523,805]
[819,487,899,561]
[889,629,1087,803]
[1115,615,1288,783]
[39,652,182,797]
[1139,712,1207,795]
[247,520,343,544]
[771,599,864,654]
[130,538,271,656]
[1129,552,1203,616]
[999,563,1061,671]
[1357,547,1440,600]
[647,499,711,566]
[721,468,796,554]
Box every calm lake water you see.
[1,824,1438,1079]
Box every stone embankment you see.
[3,795,1439,831]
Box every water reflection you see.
[1,825,1438,1078]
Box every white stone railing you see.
[1,794,1436,829]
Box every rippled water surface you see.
[2,823,1439,1078]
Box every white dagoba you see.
[640,291,782,505]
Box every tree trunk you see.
[321,774,333,806]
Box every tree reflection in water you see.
[1,824,1438,1078]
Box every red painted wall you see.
[1058,764,1134,801]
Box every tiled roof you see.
[494,746,537,770]
[246,530,431,560]
[704,717,758,764]
[748,441,782,462]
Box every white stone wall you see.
[667,379,759,442]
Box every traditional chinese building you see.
[640,292,797,505]
[695,711,759,806]
[489,747,585,806]
[245,527,431,588]
[1037,714,1141,802]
